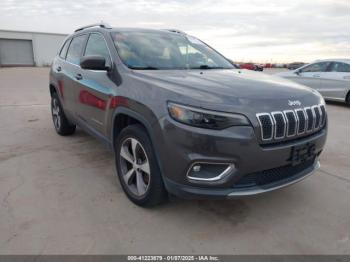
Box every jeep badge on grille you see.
[288,100,301,106]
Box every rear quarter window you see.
[59,38,71,59]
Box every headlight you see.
[167,102,250,130]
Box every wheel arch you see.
[49,83,58,96]
[111,107,164,175]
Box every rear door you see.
[52,37,71,108]
[320,62,350,101]
[293,62,330,90]
[62,34,88,116]
[75,32,114,135]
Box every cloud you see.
[0,0,349,62]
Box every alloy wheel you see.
[52,98,61,130]
[119,138,151,196]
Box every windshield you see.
[111,31,235,70]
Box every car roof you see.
[73,24,186,36]
[314,58,350,64]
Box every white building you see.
[0,29,68,67]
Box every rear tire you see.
[51,92,76,136]
[115,124,167,207]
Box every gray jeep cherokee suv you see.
[49,23,327,206]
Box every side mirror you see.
[295,69,301,75]
[80,55,110,71]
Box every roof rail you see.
[74,23,112,32]
[165,29,186,35]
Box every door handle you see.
[313,74,320,78]
[75,74,83,80]
[343,75,350,80]
[57,66,62,72]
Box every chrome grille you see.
[305,107,314,132]
[271,112,286,139]
[257,104,326,142]
[320,105,326,126]
[284,110,297,137]
[313,105,321,129]
[256,113,273,140]
[295,109,306,134]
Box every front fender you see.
[110,106,165,177]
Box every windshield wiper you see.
[129,66,159,70]
[193,65,225,70]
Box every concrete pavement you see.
[0,67,349,254]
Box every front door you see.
[75,33,114,135]
[293,62,330,90]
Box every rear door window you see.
[66,34,87,65]
[329,62,350,73]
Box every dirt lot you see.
[0,67,349,254]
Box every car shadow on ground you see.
[326,100,349,108]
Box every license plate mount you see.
[288,143,316,166]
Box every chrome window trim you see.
[283,110,297,137]
[58,37,72,59]
[256,113,274,141]
[57,31,113,70]
[271,111,286,139]
[295,108,307,135]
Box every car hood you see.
[131,69,322,114]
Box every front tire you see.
[346,91,350,106]
[51,93,76,136]
[115,124,167,207]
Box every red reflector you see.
[58,81,64,99]
[79,90,106,110]
[110,96,128,108]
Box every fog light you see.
[193,165,201,172]
[187,162,235,182]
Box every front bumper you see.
[155,116,327,199]
[164,160,320,199]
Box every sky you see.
[1,0,349,63]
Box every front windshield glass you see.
[111,31,234,70]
